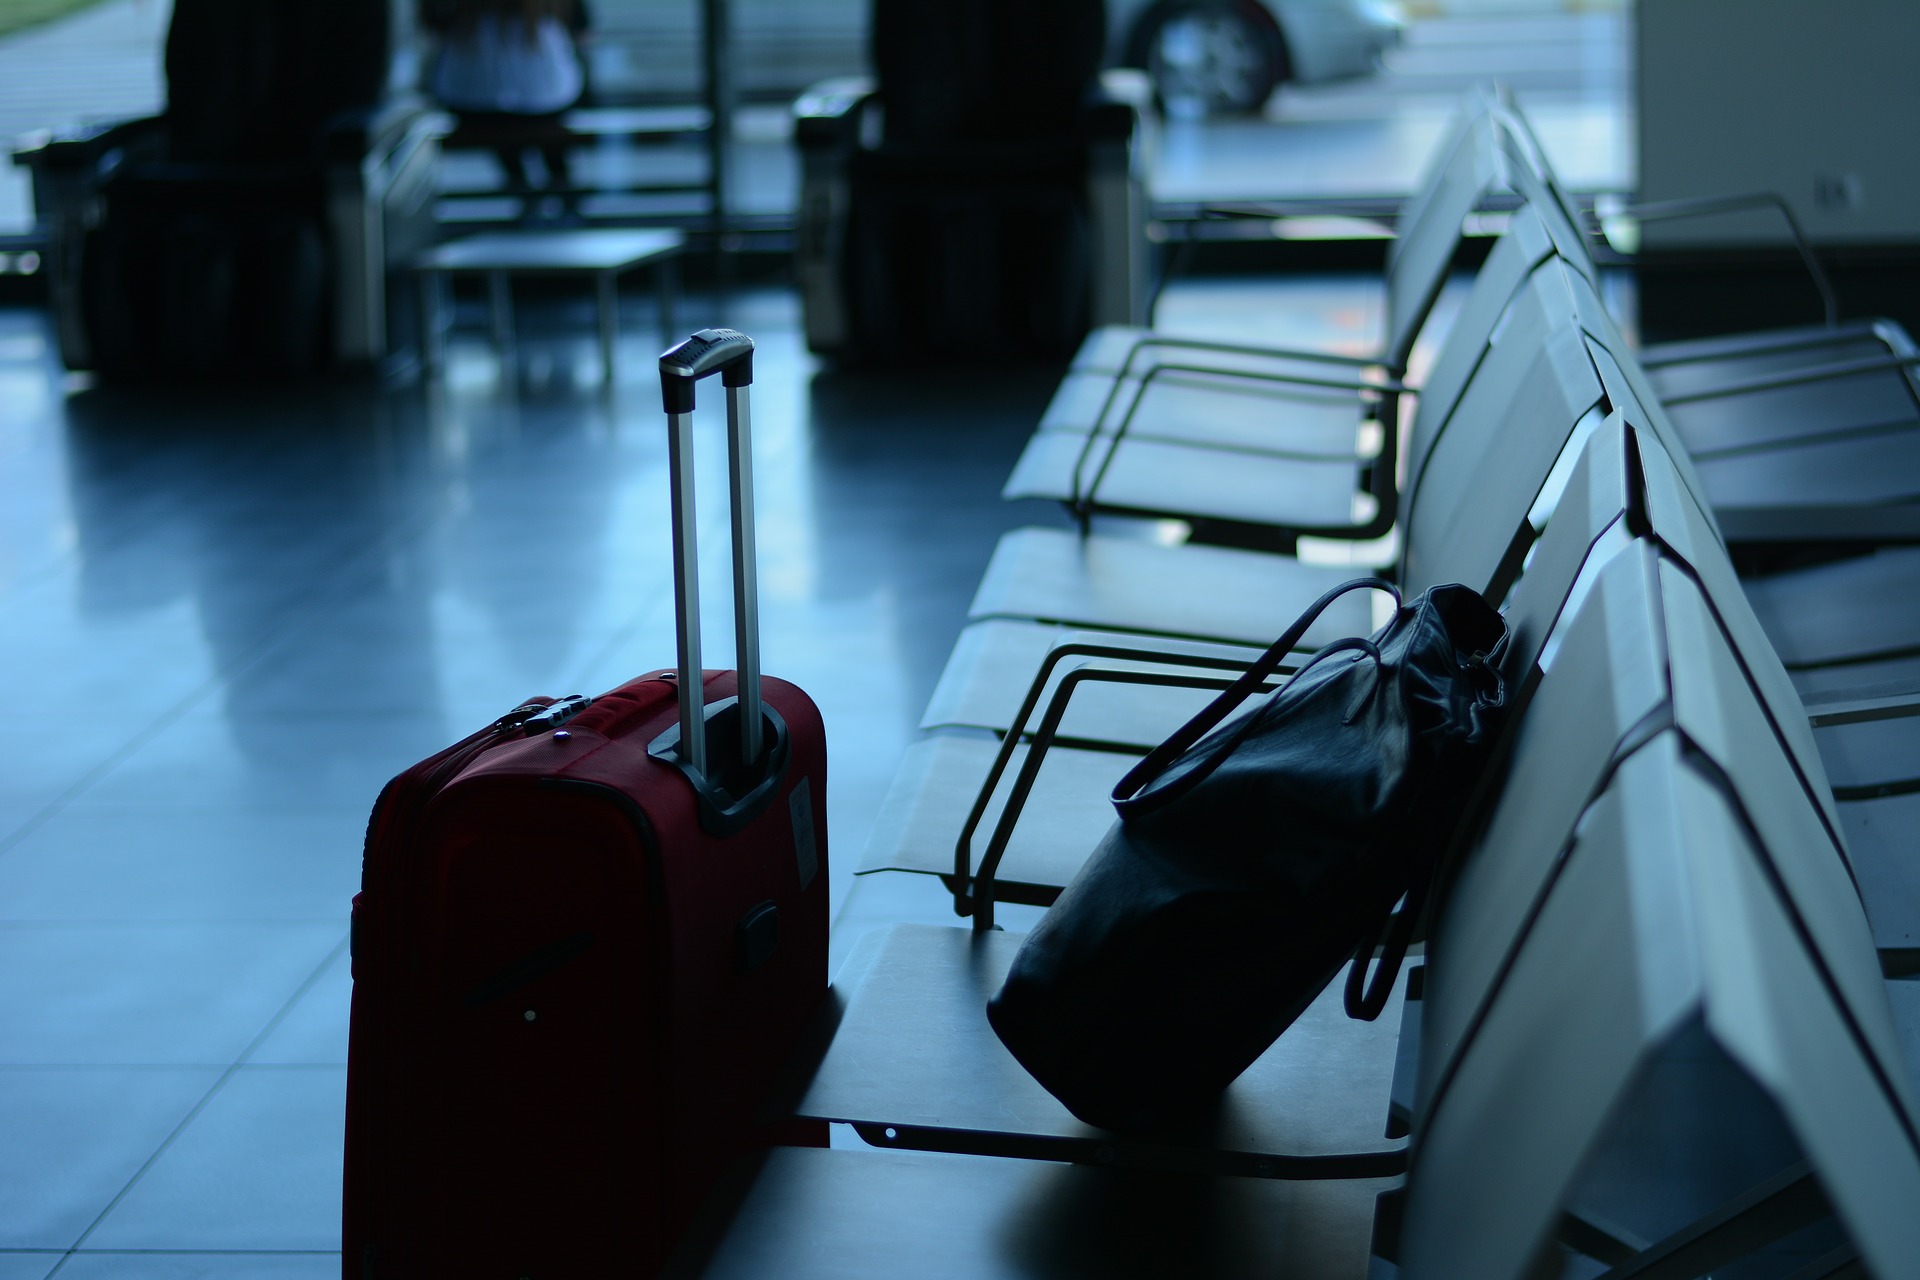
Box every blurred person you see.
[422,0,591,209]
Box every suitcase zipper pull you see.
[494,701,553,732]
[518,694,593,736]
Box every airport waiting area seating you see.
[9,0,443,378]
[1004,90,1920,549]
[662,91,1920,1279]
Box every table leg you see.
[488,271,514,367]
[597,271,618,384]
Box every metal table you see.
[414,227,684,382]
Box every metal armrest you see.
[1094,330,1388,375]
[1597,192,1838,329]
[965,666,1269,931]
[954,639,1289,926]
[1071,358,1407,520]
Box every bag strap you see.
[1112,577,1397,806]
[1118,635,1385,817]
[1345,875,1430,1020]
[1344,644,1520,1021]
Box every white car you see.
[1114,0,1406,117]
[585,0,1401,117]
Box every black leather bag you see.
[986,579,1508,1133]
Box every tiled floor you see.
[0,272,1398,1274]
[0,262,1413,1274]
[0,283,1053,1273]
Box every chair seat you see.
[1665,361,1920,459]
[1834,794,1920,952]
[1037,366,1376,456]
[1691,425,1920,511]
[790,925,1410,1172]
[1889,977,1920,1102]
[1639,318,1905,384]
[1810,713,1920,796]
[968,528,1372,647]
[1002,430,1372,533]
[1793,657,1920,700]
[1742,546,1920,671]
[666,1145,1396,1280]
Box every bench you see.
[675,411,1920,1278]
[1018,96,1920,548]
[431,105,718,214]
[438,104,712,152]
[664,93,1920,1279]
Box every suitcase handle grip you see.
[659,328,765,793]
[660,328,755,414]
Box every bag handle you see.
[1345,876,1429,1021]
[1345,639,1517,1021]
[1112,577,1398,808]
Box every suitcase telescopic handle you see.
[659,328,761,785]
[660,327,755,409]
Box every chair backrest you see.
[1361,86,1597,375]
[1384,86,1500,282]
[1406,726,1920,1280]
[1490,104,1598,279]
[1558,264,1729,525]
[1404,403,1920,1279]
[1400,255,1606,601]
[1625,413,1846,844]
[1418,538,1671,1121]
[1495,409,1639,692]
[1400,198,1567,495]
[1653,549,1906,1089]
[1420,412,1913,1113]
[1384,115,1920,1270]
[1379,106,1509,371]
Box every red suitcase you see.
[342,329,830,1278]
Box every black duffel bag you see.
[986,578,1508,1133]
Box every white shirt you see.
[431,14,584,115]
